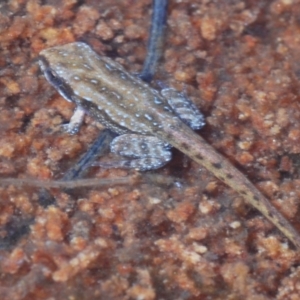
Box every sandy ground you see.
[1,0,300,299]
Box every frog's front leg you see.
[96,134,172,171]
[61,106,86,134]
[39,59,87,134]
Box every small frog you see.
[39,42,300,248]
[39,43,205,170]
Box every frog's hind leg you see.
[95,134,172,171]
[161,88,205,130]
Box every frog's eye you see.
[40,62,74,103]
[43,68,62,88]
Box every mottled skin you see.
[39,42,300,248]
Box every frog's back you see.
[40,42,176,135]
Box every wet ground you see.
[1,0,300,299]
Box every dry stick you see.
[0,173,177,189]
[0,176,139,189]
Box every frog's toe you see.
[61,123,80,135]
